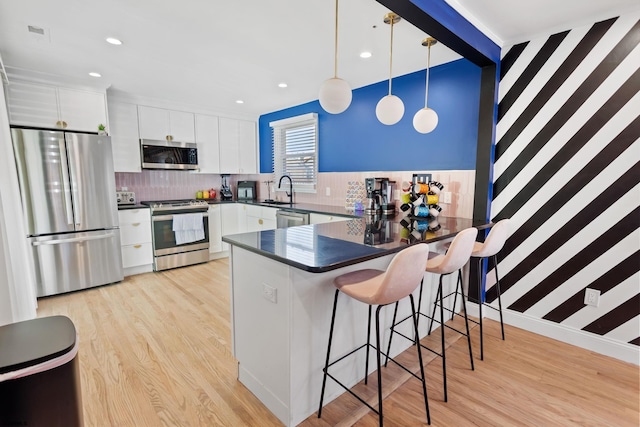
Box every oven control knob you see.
[129,197,134,203]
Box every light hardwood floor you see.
[37,260,639,426]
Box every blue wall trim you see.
[259,58,481,173]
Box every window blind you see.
[270,113,318,193]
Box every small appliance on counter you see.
[364,177,396,216]
[116,191,136,205]
[237,181,257,201]
[220,174,233,200]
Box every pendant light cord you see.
[424,42,431,108]
[388,19,395,96]
[334,0,339,78]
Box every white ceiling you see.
[1,0,638,120]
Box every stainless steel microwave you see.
[141,139,198,170]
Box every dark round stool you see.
[0,315,83,427]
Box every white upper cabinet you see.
[219,117,257,174]
[238,119,258,174]
[57,88,108,132]
[169,110,195,142]
[6,81,107,132]
[138,105,195,143]
[195,114,220,174]
[108,101,141,173]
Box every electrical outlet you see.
[443,192,452,204]
[262,283,277,303]
[584,288,600,307]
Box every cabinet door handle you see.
[132,222,141,227]
[166,135,173,141]
[62,121,68,129]
[56,120,62,128]
[133,244,142,249]
[258,219,263,225]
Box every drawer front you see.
[120,222,152,246]
[121,242,153,268]
[118,208,150,225]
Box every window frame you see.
[270,113,318,194]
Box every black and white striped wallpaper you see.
[488,14,639,347]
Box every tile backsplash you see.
[115,170,222,201]
[116,170,475,219]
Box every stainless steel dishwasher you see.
[276,210,310,228]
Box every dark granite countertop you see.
[222,215,492,273]
[237,200,361,218]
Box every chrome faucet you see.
[278,174,293,205]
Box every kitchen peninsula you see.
[223,215,490,426]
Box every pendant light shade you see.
[319,77,352,114]
[376,12,404,125]
[319,0,352,114]
[376,95,405,125]
[413,37,438,134]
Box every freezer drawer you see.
[30,229,124,297]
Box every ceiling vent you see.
[27,25,50,43]
[27,25,45,35]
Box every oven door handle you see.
[152,213,209,222]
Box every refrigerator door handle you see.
[58,138,74,226]
[32,233,116,246]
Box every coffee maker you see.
[365,178,396,216]
[379,178,396,216]
[365,178,381,215]
[220,174,233,200]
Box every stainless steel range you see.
[142,199,210,271]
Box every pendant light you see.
[319,0,352,114]
[413,37,439,134]
[376,12,404,125]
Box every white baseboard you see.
[466,302,640,366]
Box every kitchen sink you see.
[262,200,293,205]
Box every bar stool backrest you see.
[374,243,430,306]
[474,219,511,258]
[430,227,478,275]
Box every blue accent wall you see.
[259,58,481,173]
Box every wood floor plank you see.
[35,260,639,426]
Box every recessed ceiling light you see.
[360,51,372,59]
[278,82,288,88]
[236,100,244,104]
[105,37,122,45]
[89,72,101,78]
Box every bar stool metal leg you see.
[410,294,431,424]
[365,305,372,385]
[375,305,384,426]
[318,289,340,418]
[458,270,474,371]
[494,255,506,340]
[478,258,484,360]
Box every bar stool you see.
[387,227,478,403]
[471,219,511,360]
[318,243,431,426]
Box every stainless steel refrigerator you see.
[11,128,123,297]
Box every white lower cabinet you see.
[118,208,153,274]
[244,205,277,232]
[208,204,223,255]
[220,203,243,251]
[309,213,350,224]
